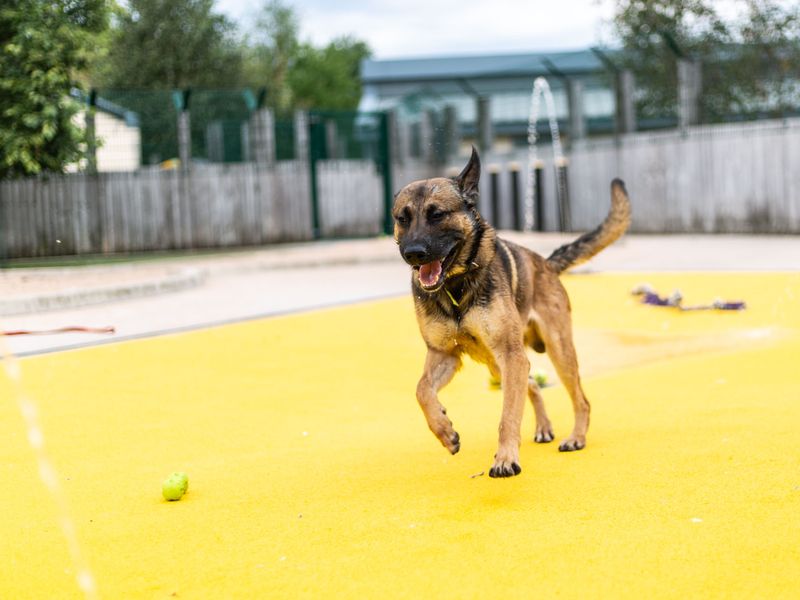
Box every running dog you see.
[393,147,631,477]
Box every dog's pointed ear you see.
[455,146,480,207]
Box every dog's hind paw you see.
[558,437,585,452]
[488,460,521,478]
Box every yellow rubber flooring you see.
[1,272,799,599]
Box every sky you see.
[216,0,619,59]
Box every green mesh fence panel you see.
[307,111,384,161]
[90,92,391,168]
[188,90,250,163]
[97,89,254,165]
[98,90,178,166]
[274,119,296,161]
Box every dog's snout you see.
[402,243,429,265]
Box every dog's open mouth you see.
[418,260,443,288]
[413,245,459,292]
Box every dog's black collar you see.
[442,260,482,309]
[444,279,466,308]
[464,221,486,269]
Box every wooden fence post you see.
[534,161,545,232]
[489,165,500,227]
[568,79,586,142]
[443,104,460,162]
[477,96,492,154]
[250,108,275,166]
[509,163,522,231]
[294,111,309,161]
[556,158,571,231]
[86,90,98,174]
[175,89,192,170]
[418,110,434,165]
[386,109,403,166]
[324,119,339,159]
[618,70,636,134]
[678,59,702,129]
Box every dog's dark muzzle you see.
[401,242,433,266]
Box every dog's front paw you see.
[429,410,461,454]
[558,436,585,452]
[432,424,460,454]
[489,450,522,478]
[534,424,554,443]
[446,431,461,454]
[489,460,521,478]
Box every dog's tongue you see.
[419,260,442,287]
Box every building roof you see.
[69,89,140,127]
[361,48,612,83]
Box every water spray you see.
[525,77,564,231]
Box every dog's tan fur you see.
[393,148,631,477]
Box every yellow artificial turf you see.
[1,272,799,598]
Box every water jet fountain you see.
[525,77,568,231]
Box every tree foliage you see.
[0,0,108,178]
[611,0,800,122]
[98,0,371,113]
[289,37,372,111]
[241,0,299,114]
[735,0,800,116]
[0,0,372,178]
[97,0,242,89]
[240,2,371,113]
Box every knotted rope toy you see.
[632,284,745,311]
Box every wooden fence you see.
[3,118,800,260]
[473,117,800,234]
[567,117,800,233]
[318,160,383,237]
[0,160,391,259]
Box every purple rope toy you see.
[631,284,746,311]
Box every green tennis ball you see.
[162,472,189,501]
[533,368,548,387]
[174,472,189,494]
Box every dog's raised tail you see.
[546,178,631,274]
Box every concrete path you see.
[2,233,799,356]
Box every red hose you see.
[1,326,116,336]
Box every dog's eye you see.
[395,214,410,226]
[427,208,446,222]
